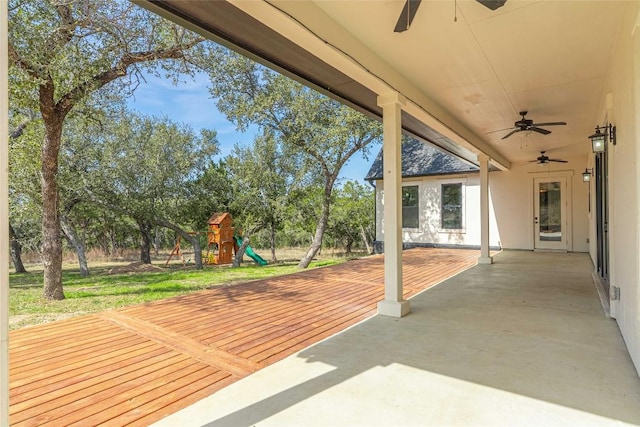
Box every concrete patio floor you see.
[154,250,640,427]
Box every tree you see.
[327,181,375,255]
[84,112,219,269]
[225,133,298,263]
[8,109,40,273]
[9,223,28,274]
[9,0,208,299]
[57,112,113,276]
[180,160,234,231]
[207,50,382,268]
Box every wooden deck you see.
[9,248,481,426]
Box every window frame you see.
[401,184,420,230]
[439,180,465,232]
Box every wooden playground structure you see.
[207,212,235,264]
[165,212,268,267]
[164,212,237,267]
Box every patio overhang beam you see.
[136,0,509,171]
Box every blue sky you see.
[126,72,378,185]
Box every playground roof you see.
[207,212,232,225]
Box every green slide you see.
[234,237,268,266]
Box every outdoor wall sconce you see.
[588,124,616,153]
[582,167,594,212]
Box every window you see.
[402,185,419,228]
[441,183,463,229]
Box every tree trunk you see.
[298,183,333,269]
[138,221,153,264]
[155,219,203,269]
[189,235,203,269]
[60,215,89,277]
[233,235,251,267]
[110,230,117,257]
[9,223,28,274]
[176,235,204,269]
[9,120,30,274]
[153,227,161,256]
[345,238,353,256]
[97,233,110,256]
[269,223,278,263]
[41,118,65,300]
[359,224,371,254]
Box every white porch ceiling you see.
[303,0,627,165]
[142,0,629,167]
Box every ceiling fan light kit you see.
[531,151,568,165]
[501,111,567,140]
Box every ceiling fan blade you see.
[394,0,422,33]
[475,0,507,11]
[501,129,520,139]
[549,159,568,163]
[530,127,551,135]
[484,126,516,135]
[532,121,567,127]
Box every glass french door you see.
[534,177,567,250]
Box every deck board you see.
[9,248,480,425]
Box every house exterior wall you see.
[599,1,640,373]
[374,174,501,249]
[374,159,590,253]
[490,157,589,252]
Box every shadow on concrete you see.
[201,251,640,426]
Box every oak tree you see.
[9,0,207,298]
[207,50,381,268]
[83,112,219,269]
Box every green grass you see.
[9,259,343,330]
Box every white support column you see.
[478,154,493,264]
[1,2,10,425]
[377,92,410,318]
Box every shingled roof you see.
[365,139,478,181]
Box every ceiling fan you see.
[394,0,507,32]
[501,111,567,140]
[531,151,567,165]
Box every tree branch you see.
[56,38,204,116]
[10,120,29,140]
[9,109,37,139]
[8,42,45,80]
[336,133,378,171]
[45,3,76,53]
[84,186,196,250]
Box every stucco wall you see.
[375,174,500,248]
[600,1,640,374]
[490,157,589,252]
[375,161,589,253]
